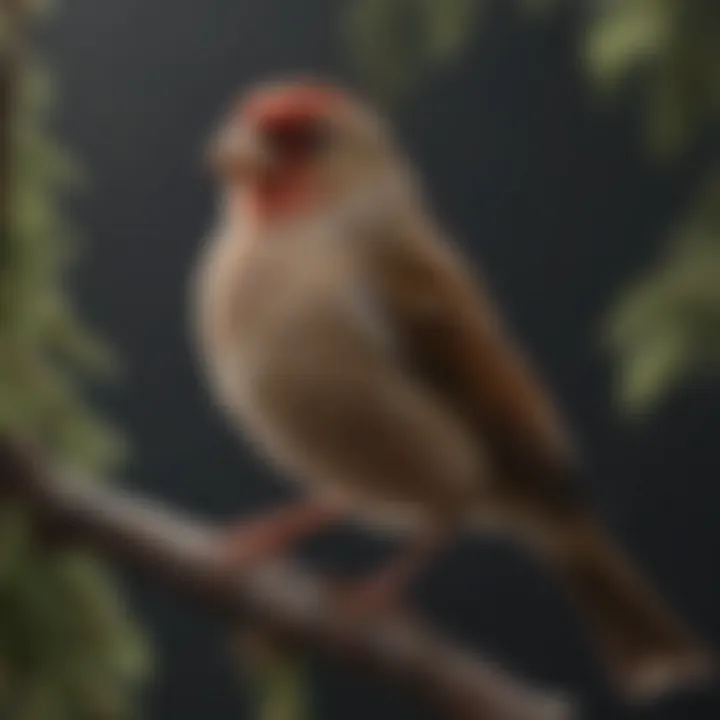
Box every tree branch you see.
[0,440,574,720]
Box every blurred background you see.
[2,0,720,719]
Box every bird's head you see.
[206,79,405,224]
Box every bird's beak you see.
[204,122,274,180]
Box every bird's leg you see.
[214,500,345,571]
[334,530,448,618]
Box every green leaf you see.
[419,0,482,64]
[344,0,483,102]
[585,0,672,91]
[249,646,311,720]
[615,327,692,411]
[606,175,720,410]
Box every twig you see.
[0,440,574,720]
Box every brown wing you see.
[361,215,587,518]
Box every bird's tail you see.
[538,517,713,703]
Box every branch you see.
[0,440,574,720]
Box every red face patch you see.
[234,83,348,224]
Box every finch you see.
[192,78,713,702]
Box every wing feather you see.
[360,215,586,516]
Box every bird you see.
[191,77,713,703]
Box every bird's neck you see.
[224,170,325,232]
[222,168,420,238]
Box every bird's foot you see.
[214,500,345,572]
[329,561,422,622]
[330,575,414,622]
[330,533,445,621]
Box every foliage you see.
[582,0,720,410]
[241,637,312,720]
[0,5,148,720]
[605,177,720,411]
[344,0,483,102]
[585,0,720,158]
[345,0,720,410]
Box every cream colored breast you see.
[193,215,393,419]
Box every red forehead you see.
[240,84,348,126]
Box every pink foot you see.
[215,501,344,571]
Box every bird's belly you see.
[223,319,483,531]
[212,277,386,414]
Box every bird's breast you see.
[194,219,396,420]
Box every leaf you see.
[254,655,311,720]
[582,0,720,157]
[250,647,311,720]
[614,326,693,412]
[344,0,484,102]
[419,0,483,64]
[606,175,720,410]
[585,0,672,91]
[344,0,416,101]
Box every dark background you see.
[41,1,720,719]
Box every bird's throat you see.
[244,168,321,226]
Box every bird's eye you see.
[263,119,330,159]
